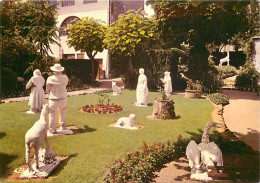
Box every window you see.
[83,0,97,4]
[62,54,75,59]
[77,54,84,59]
[61,0,75,7]
[60,16,80,36]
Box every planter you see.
[152,98,175,120]
[185,90,202,99]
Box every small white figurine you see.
[219,51,230,66]
[46,63,69,134]
[26,69,45,113]
[112,81,121,95]
[25,104,53,171]
[115,114,140,130]
[160,71,172,96]
[136,68,148,106]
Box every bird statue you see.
[186,121,223,181]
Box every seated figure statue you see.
[112,81,121,95]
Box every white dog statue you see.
[115,114,139,129]
[112,81,121,95]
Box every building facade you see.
[50,0,145,79]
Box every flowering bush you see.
[186,80,202,91]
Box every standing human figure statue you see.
[160,71,172,96]
[46,64,68,134]
[136,68,148,106]
[26,69,45,113]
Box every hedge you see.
[60,59,98,84]
[208,93,229,106]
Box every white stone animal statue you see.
[25,104,55,172]
[115,114,137,129]
[112,81,121,95]
[160,71,172,96]
[136,68,148,106]
[219,51,230,66]
[186,121,223,181]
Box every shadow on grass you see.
[70,125,97,134]
[0,132,6,139]
[50,153,78,177]
[0,153,17,177]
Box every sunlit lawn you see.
[0,90,213,182]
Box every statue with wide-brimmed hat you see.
[46,63,70,135]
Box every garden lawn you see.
[0,90,213,183]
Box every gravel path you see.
[223,89,260,152]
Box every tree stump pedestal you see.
[152,98,175,120]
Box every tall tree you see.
[148,0,249,92]
[67,17,107,84]
[104,9,158,88]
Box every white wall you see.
[50,0,110,77]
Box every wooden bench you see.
[207,166,259,182]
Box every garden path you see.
[222,89,260,152]
[2,78,125,103]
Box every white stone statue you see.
[219,51,230,66]
[160,71,172,96]
[26,69,45,113]
[186,121,223,181]
[115,114,139,130]
[136,68,148,106]
[46,64,69,134]
[112,81,121,95]
[21,104,60,178]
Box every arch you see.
[60,16,80,36]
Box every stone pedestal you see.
[152,99,175,120]
[20,157,61,178]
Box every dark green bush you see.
[60,59,98,84]
[216,65,238,79]
[235,61,259,90]
[208,93,229,106]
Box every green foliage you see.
[96,92,111,105]
[208,93,230,106]
[186,80,202,91]
[0,1,59,75]
[235,61,259,90]
[216,66,237,79]
[60,59,98,84]
[67,17,106,84]
[103,140,182,183]
[104,9,158,57]
[150,1,249,47]
[67,17,106,55]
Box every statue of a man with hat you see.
[46,63,69,134]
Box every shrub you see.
[60,59,98,84]
[103,138,189,183]
[216,65,238,79]
[235,61,259,90]
[208,93,229,106]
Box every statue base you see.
[20,157,61,179]
[47,128,73,137]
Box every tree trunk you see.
[91,57,95,85]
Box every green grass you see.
[0,90,213,183]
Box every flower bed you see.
[81,103,123,114]
[103,137,187,183]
